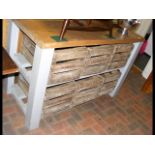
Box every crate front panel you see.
[72,88,99,106]
[108,43,133,69]
[75,76,102,92]
[45,82,76,100]
[98,81,117,96]
[44,70,121,115]
[16,74,29,96]
[23,33,36,55]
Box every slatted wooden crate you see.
[112,52,130,61]
[48,69,80,85]
[97,70,120,95]
[23,33,36,55]
[108,61,127,69]
[53,47,88,62]
[101,70,121,83]
[80,65,107,76]
[43,94,72,114]
[48,47,88,85]
[75,76,102,92]
[98,80,117,96]
[115,44,133,53]
[17,74,29,96]
[108,44,133,69]
[81,45,114,76]
[43,69,121,115]
[21,46,33,64]
[44,93,73,107]
[45,82,76,100]
[43,98,72,115]
[72,88,98,106]
[88,45,115,56]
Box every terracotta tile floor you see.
[3,69,152,135]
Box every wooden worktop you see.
[3,48,18,75]
[14,20,144,49]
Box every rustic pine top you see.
[14,20,144,49]
[3,48,19,75]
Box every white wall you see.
[142,56,152,79]
[142,32,152,79]
[144,32,152,56]
[136,19,152,37]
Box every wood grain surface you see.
[3,48,18,75]
[13,20,144,49]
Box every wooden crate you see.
[80,45,114,76]
[99,70,121,83]
[51,59,83,73]
[84,55,111,67]
[44,69,120,115]
[81,64,107,76]
[48,69,80,85]
[88,45,115,57]
[72,88,98,106]
[98,81,117,96]
[97,70,120,95]
[44,93,73,107]
[107,43,133,69]
[45,82,76,100]
[43,101,71,114]
[115,44,133,53]
[21,46,33,64]
[23,33,36,55]
[53,47,88,62]
[108,61,127,69]
[75,76,102,92]
[112,52,130,62]
[48,47,88,85]
[17,74,29,96]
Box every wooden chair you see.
[59,19,120,40]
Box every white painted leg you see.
[6,20,20,94]
[109,42,142,97]
[25,46,54,130]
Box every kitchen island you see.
[6,20,143,130]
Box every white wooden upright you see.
[26,46,54,129]
[7,20,55,130]
[6,21,20,94]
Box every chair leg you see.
[59,19,70,40]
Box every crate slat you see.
[115,44,133,53]
[88,45,115,57]
[108,61,127,69]
[45,82,76,100]
[44,94,73,107]
[54,47,88,62]
[43,102,71,114]
[81,65,107,76]
[72,88,98,106]
[48,69,80,85]
[51,59,83,73]
[76,76,102,92]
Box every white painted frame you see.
[109,42,142,97]
[6,20,20,94]
[7,20,54,130]
[25,46,54,130]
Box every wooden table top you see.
[14,20,144,49]
[3,48,19,76]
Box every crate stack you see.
[16,33,133,115]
